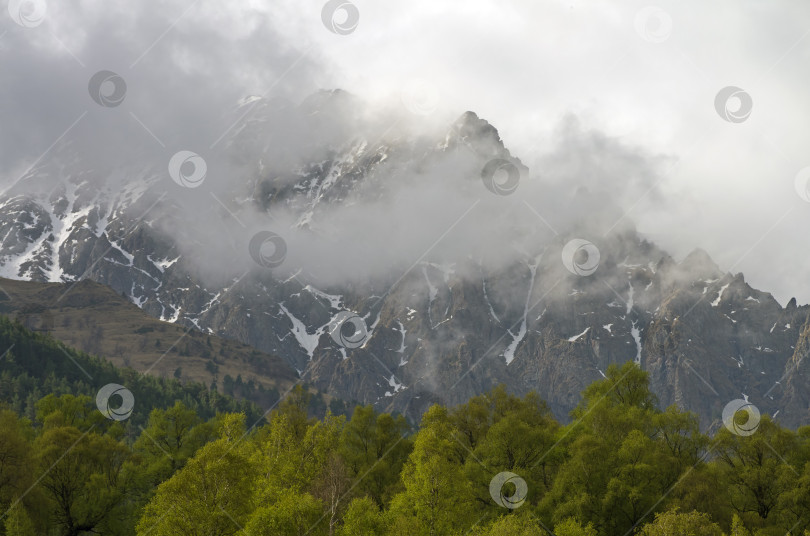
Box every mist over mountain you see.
[1,88,808,430]
[5,2,810,535]
[3,0,810,306]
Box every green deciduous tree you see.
[242,493,325,536]
[312,453,351,536]
[388,405,476,536]
[133,401,209,487]
[459,387,561,517]
[713,415,799,533]
[638,509,724,536]
[553,517,599,536]
[0,409,33,511]
[36,393,104,431]
[3,500,36,536]
[469,513,549,535]
[338,497,387,536]
[36,425,136,536]
[136,414,254,536]
[542,362,708,535]
[339,405,411,506]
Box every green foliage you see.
[5,323,810,536]
[730,514,752,536]
[713,415,800,534]
[36,393,105,430]
[554,517,598,536]
[242,494,324,536]
[136,416,254,535]
[339,497,387,535]
[469,513,549,535]
[455,386,561,518]
[0,315,262,427]
[339,405,411,506]
[0,409,34,509]
[133,401,212,487]
[638,509,724,535]
[35,424,137,534]
[540,362,708,535]
[388,405,477,535]
[2,501,36,536]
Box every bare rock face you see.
[0,90,807,428]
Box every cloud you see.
[149,98,671,295]
[0,0,322,184]
[2,0,809,304]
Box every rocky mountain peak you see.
[678,248,723,280]
[2,95,810,430]
[299,88,358,116]
[446,110,524,167]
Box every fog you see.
[2,0,809,304]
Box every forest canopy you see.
[1,316,809,535]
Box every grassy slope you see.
[0,276,299,395]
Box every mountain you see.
[0,276,302,409]
[0,313,263,426]
[0,89,808,428]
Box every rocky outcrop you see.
[0,91,807,429]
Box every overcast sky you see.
[2,0,810,304]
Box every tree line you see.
[1,315,810,535]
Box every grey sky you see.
[2,0,809,304]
